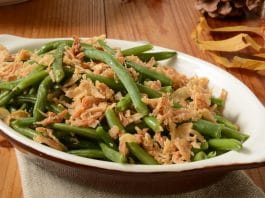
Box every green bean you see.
[0,70,48,106]
[136,83,162,98]
[61,67,75,82]
[122,44,153,56]
[0,65,45,90]
[19,103,27,110]
[124,122,148,133]
[124,123,137,134]
[0,79,21,90]
[64,66,75,73]
[211,97,224,106]
[208,138,242,151]
[193,151,207,161]
[16,70,48,91]
[15,117,36,127]
[11,121,40,139]
[54,132,99,150]
[0,65,46,91]
[192,141,209,154]
[116,94,132,112]
[61,95,72,103]
[68,149,106,159]
[37,40,73,55]
[25,60,37,65]
[120,82,162,98]
[33,76,53,121]
[221,126,249,142]
[96,126,117,149]
[52,43,66,83]
[46,103,65,114]
[137,73,147,84]
[143,116,162,133]
[215,115,238,130]
[17,95,36,104]
[84,48,149,115]
[160,86,173,93]
[31,64,47,73]
[127,142,159,165]
[173,102,182,109]
[200,142,209,150]
[126,61,172,86]
[51,123,99,140]
[105,109,126,133]
[193,119,222,138]
[8,106,17,112]
[28,86,38,95]
[136,51,177,62]
[207,151,217,158]
[98,40,116,55]
[216,150,227,155]
[80,43,93,49]
[99,142,127,163]
[0,91,10,100]
[86,73,161,98]
[68,139,98,150]
[52,84,62,91]
[86,73,124,91]
[47,102,70,119]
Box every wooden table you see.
[0,0,264,197]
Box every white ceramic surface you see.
[0,34,265,173]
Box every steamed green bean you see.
[122,44,153,56]
[126,61,172,86]
[136,51,177,62]
[51,123,99,140]
[193,120,222,138]
[84,47,149,115]
[37,40,73,55]
[193,151,207,161]
[33,76,53,121]
[208,138,242,151]
[127,142,158,165]
[99,142,127,163]
[68,149,106,159]
[105,109,126,133]
[116,94,132,112]
[52,43,66,83]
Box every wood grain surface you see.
[0,0,264,197]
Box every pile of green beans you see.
[0,38,249,165]
[192,118,249,161]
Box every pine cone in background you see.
[195,0,264,18]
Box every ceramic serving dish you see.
[1,34,265,194]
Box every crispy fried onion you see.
[133,124,205,164]
[119,133,139,155]
[36,110,68,126]
[65,79,114,128]
[4,110,29,125]
[34,127,66,151]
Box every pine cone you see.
[195,0,264,18]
